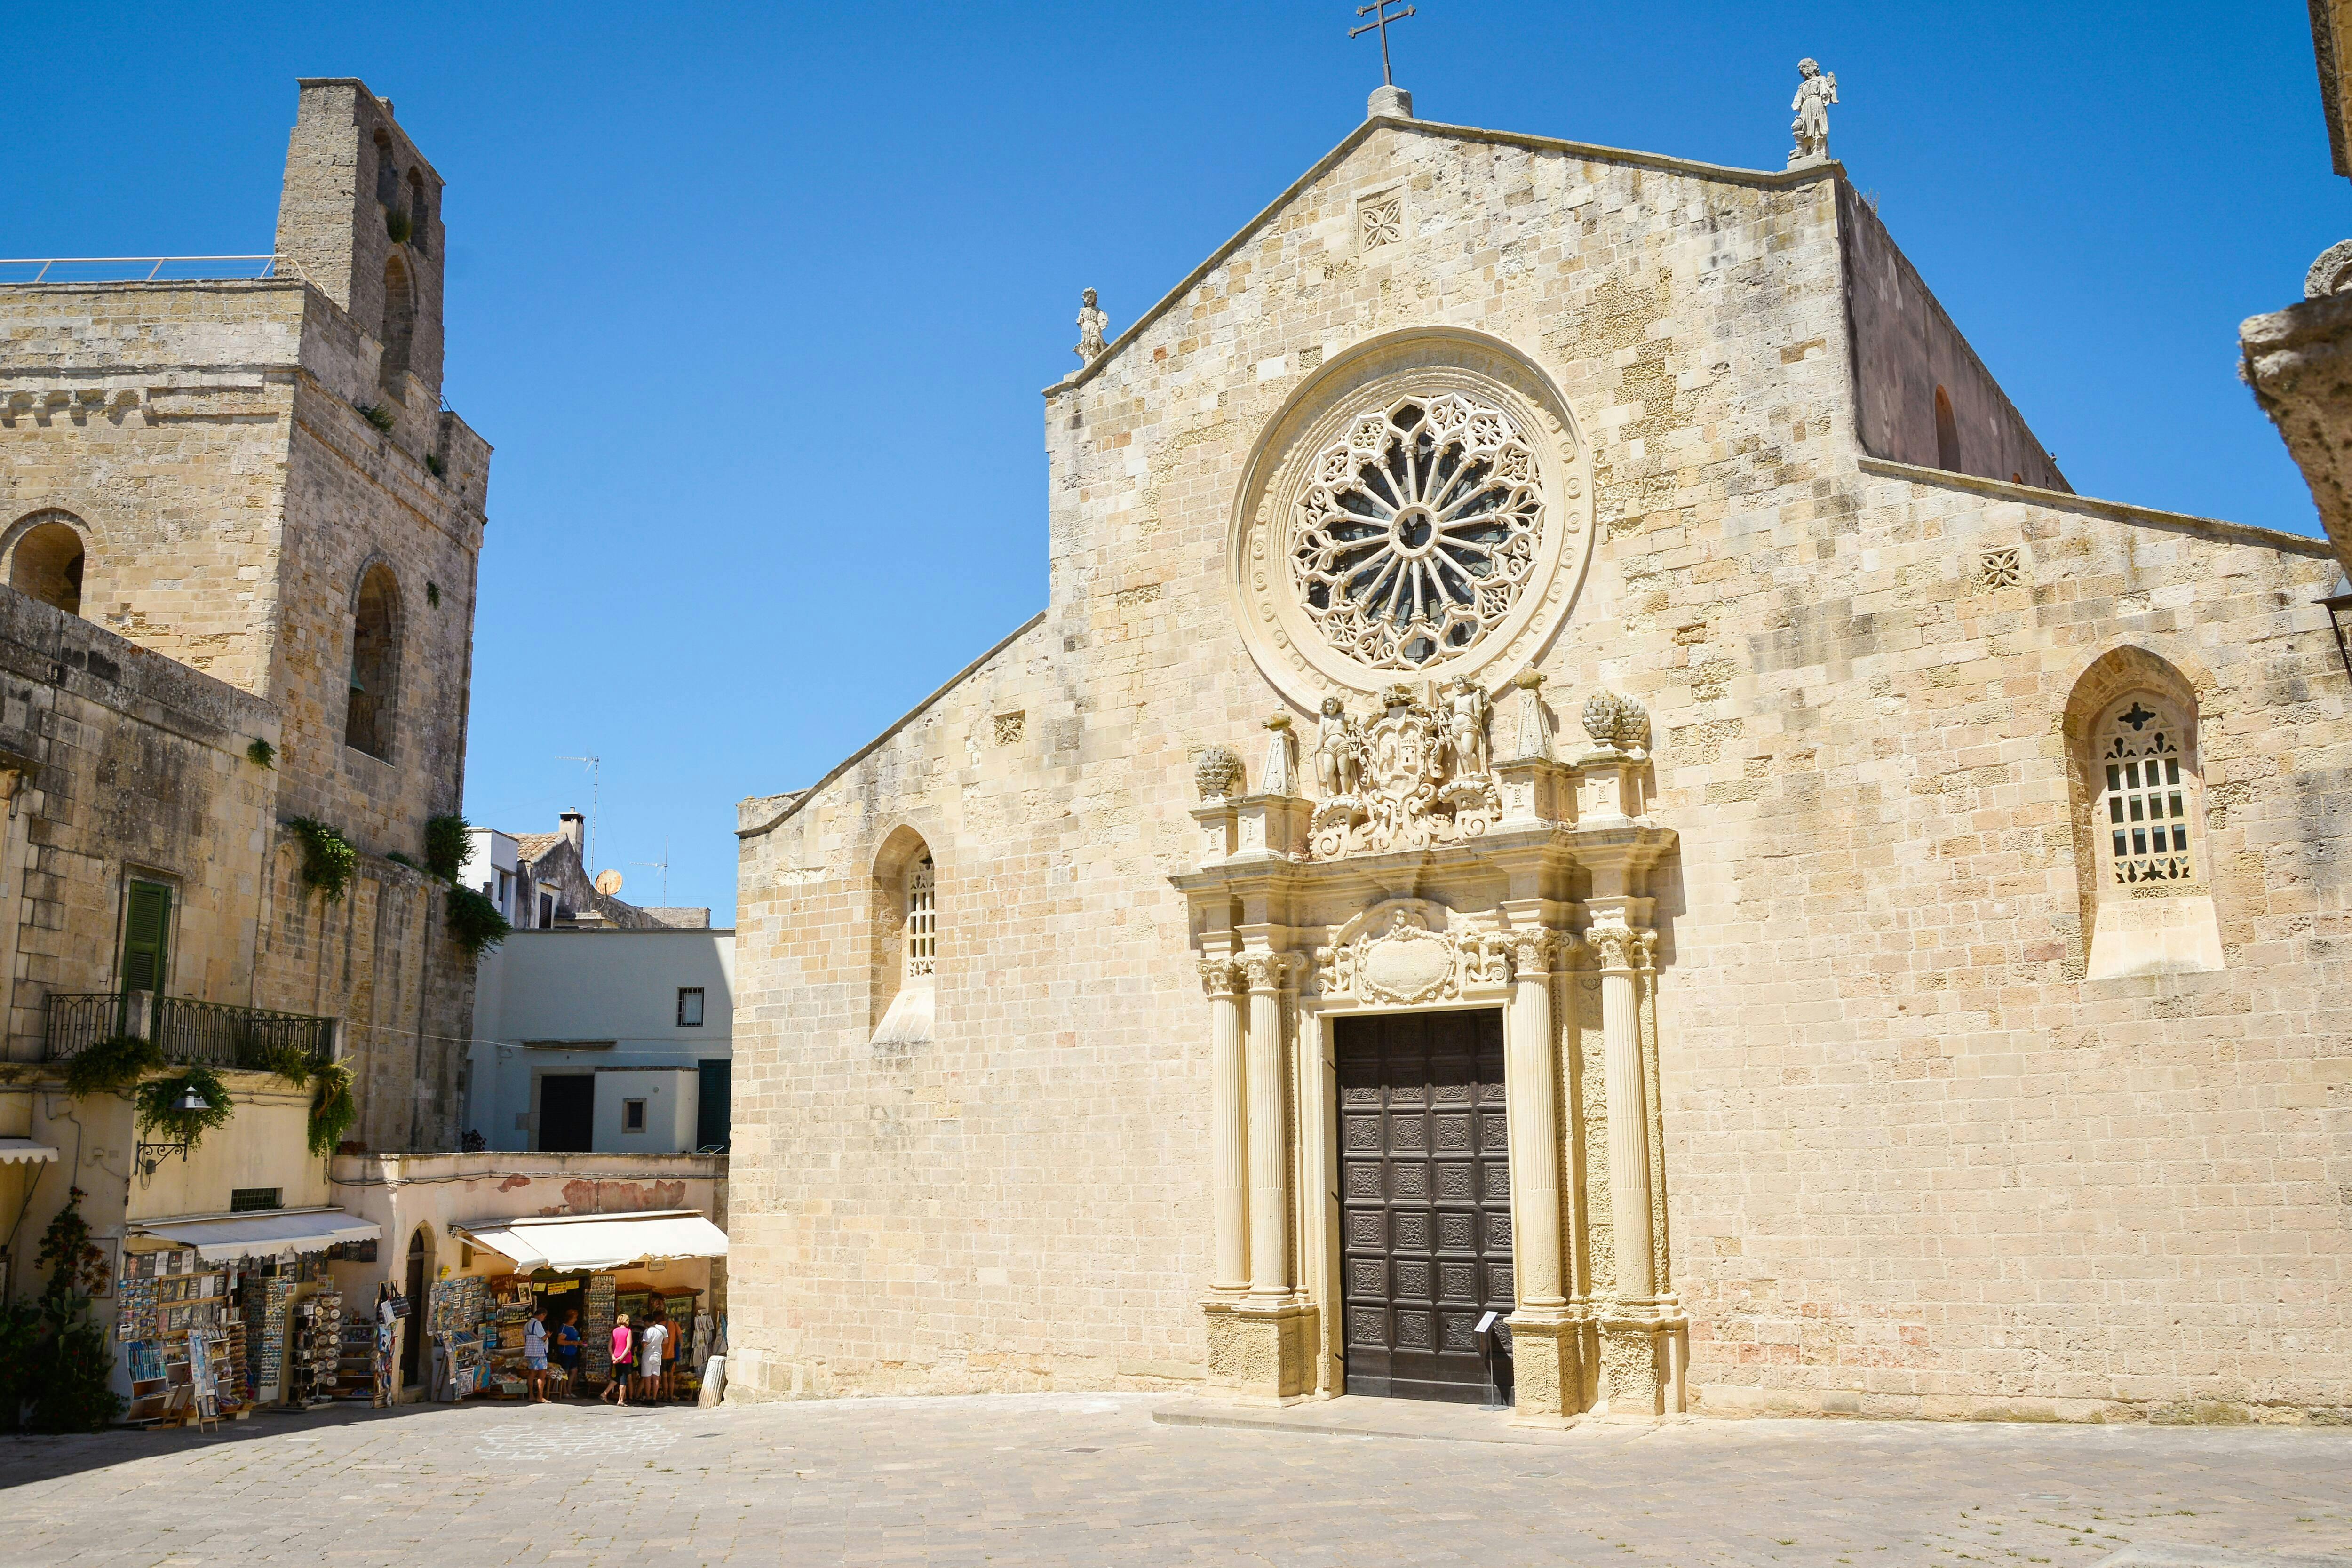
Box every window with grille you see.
[905,856,936,979]
[676,987,705,1027]
[2099,700,2194,884]
[230,1187,281,1213]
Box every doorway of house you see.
[399,1226,429,1389]
[1335,1007,1515,1404]
[539,1074,595,1152]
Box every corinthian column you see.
[1243,953,1292,1303]
[1505,933,1566,1310]
[1594,925,1655,1301]
[1201,958,1248,1295]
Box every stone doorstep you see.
[1152,1394,1650,1447]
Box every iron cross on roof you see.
[1350,0,1416,88]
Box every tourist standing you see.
[522,1305,550,1402]
[555,1309,581,1397]
[638,1313,669,1404]
[603,1313,634,1405]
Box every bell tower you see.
[274,78,446,406]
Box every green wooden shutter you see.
[121,882,170,994]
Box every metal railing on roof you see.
[0,255,309,286]
[44,990,339,1071]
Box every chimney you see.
[558,811,584,850]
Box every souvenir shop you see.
[114,1208,389,1426]
[423,1210,727,1403]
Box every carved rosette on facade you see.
[1308,679,1501,859]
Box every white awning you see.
[0,1138,57,1164]
[453,1210,728,1273]
[128,1208,380,1262]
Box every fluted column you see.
[1201,958,1249,1295]
[1594,925,1655,1301]
[1504,933,1566,1309]
[1243,954,1293,1303]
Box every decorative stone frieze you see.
[1307,679,1501,859]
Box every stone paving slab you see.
[0,1393,2348,1567]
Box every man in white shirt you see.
[522,1305,550,1403]
[638,1314,669,1402]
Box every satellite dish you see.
[594,868,624,896]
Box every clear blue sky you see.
[9,4,2344,925]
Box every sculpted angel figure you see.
[1790,58,1837,164]
[1314,696,1365,796]
[1441,677,1492,778]
[1073,288,1109,365]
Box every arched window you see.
[869,830,936,1049]
[8,515,87,616]
[2097,699,2195,885]
[344,564,401,759]
[2066,648,2221,979]
[406,170,430,255]
[381,253,415,390]
[1933,384,1960,471]
[374,131,400,207]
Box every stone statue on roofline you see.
[1073,288,1109,366]
[1788,57,1837,167]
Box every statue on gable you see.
[1073,288,1110,365]
[1788,58,1837,167]
[1312,695,1365,798]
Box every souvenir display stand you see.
[117,1247,253,1428]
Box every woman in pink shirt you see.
[601,1313,635,1405]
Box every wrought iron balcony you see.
[43,991,339,1072]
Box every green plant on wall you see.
[60,1033,164,1098]
[250,1040,315,1086]
[424,814,469,881]
[135,1067,233,1153]
[16,1188,121,1433]
[384,208,412,244]
[445,885,512,963]
[358,402,396,433]
[245,738,275,769]
[308,1059,358,1156]
[286,818,357,902]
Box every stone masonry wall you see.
[728,119,2352,1420]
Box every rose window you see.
[1289,393,1544,670]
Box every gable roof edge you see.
[736,609,1047,841]
[1043,114,1832,398]
[1856,455,2336,558]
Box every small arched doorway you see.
[400,1225,430,1388]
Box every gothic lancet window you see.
[870,837,936,1049]
[2099,700,2194,884]
[381,253,415,390]
[904,855,936,979]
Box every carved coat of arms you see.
[1309,679,1499,859]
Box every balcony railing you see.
[0,255,309,286]
[44,991,338,1071]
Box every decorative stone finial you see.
[1073,288,1109,366]
[1193,744,1244,801]
[1509,669,1554,762]
[1580,690,1651,757]
[1262,713,1298,798]
[1367,84,1414,120]
[1788,57,1837,168]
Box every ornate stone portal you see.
[1174,674,1681,1422]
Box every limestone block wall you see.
[0,281,307,688]
[730,118,2352,1420]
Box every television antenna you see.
[557,753,600,871]
[631,836,671,907]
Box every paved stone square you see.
[2,1394,2348,1567]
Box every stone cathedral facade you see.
[728,92,2351,1423]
